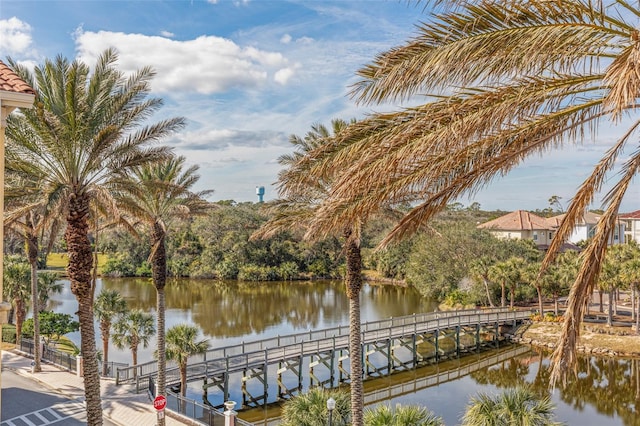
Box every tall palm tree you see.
[462,387,561,426]
[94,289,127,376]
[253,119,372,426]
[112,309,155,367]
[301,0,640,383]
[5,50,184,423]
[115,155,211,424]
[165,324,209,397]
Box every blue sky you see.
[1,0,638,212]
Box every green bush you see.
[2,324,16,343]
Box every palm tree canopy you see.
[164,324,209,366]
[112,309,155,351]
[5,48,183,219]
[298,0,640,384]
[115,155,212,232]
[94,289,127,323]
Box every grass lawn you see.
[46,252,108,274]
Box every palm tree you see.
[94,289,127,376]
[3,256,30,345]
[165,324,209,397]
[488,262,511,308]
[462,387,561,426]
[5,50,184,423]
[112,309,155,367]
[281,387,350,426]
[300,0,640,383]
[253,119,372,426]
[115,155,211,424]
[469,256,496,308]
[364,404,443,426]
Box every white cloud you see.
[274,67,296,85]
[280,34,292,44]
[0,17,33,55]
[74,30,292,95]
[160,30,175,38]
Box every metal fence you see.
[148,378,252,426]
[19,338,127,378]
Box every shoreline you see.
[513,321,640,358]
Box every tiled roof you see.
[477,210,549,231]
[548,212,607,226]
[0,61,35,95]
[619,210,640,220]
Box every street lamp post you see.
[327,397,336,426]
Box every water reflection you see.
[47,279,637,425]
[50,278,436,363]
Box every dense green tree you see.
[22,311,79,346]
[6,49,183,423]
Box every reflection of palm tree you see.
[165,324,208,397]
[462,387,561,426]
[112,309,155,367]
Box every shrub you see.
[2,324,16,343]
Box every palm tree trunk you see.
[152,222,167,426]
[66,193,102,425]
[501,282,506,307]
[180,364,187,397]
[27,225,41,372]
[15,299,25,346]
[483,278,495,307]
[345,229,363,426]
[101,323,110,377]
[536,285,544,316]
[607,289,613,327]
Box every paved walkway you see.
[1,350,188,425]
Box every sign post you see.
[154,395,167,419]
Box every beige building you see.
[477,210,554,246]
[478,209,624,249]
[618,210,640,244]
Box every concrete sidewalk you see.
[2,350,188,425]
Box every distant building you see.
[477,210,553,246]
[477,209,624,249]
[618,210,640,244]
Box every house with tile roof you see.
[477,210,554,246]
[547,212,625,245]
[477,209,623,249]
[618,210,640,244]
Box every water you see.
[47,278,634,425]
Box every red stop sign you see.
[154,395,167,411]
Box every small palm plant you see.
[462,387,562,426]
[364,404,443,426]
[281,387,350,426]
[165,324,209,397]
[112,309,155,367]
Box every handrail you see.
[118,307,530,386]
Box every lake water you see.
[47,278,635,425]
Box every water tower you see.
[256,186,265,203]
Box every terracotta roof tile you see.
[477,210,549,231]
[619,210,640,220]
[0,60,35,95]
